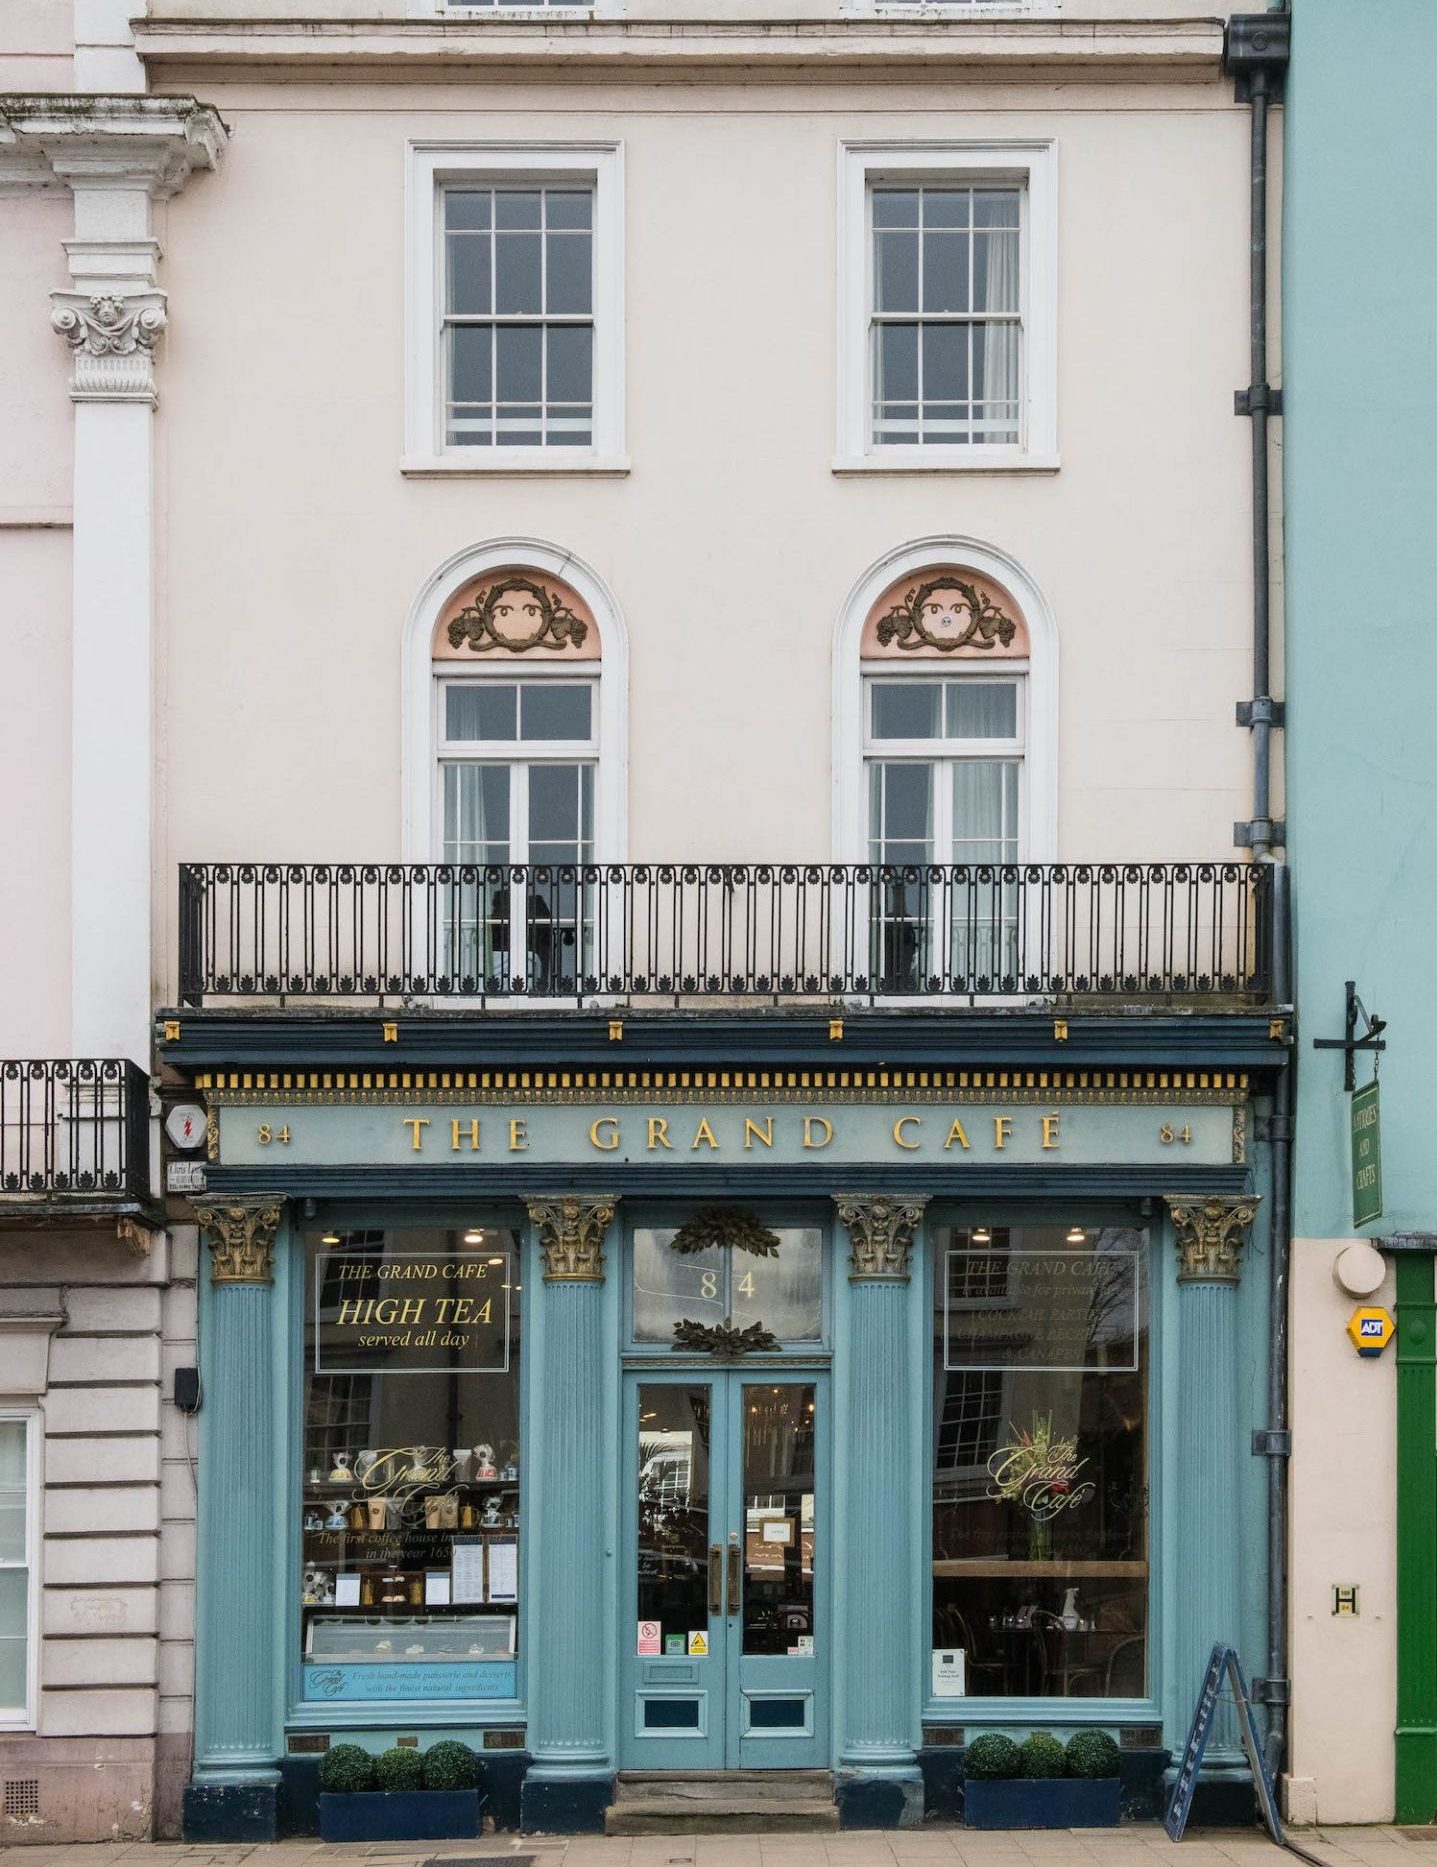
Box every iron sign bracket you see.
[1312,979,1387,1093]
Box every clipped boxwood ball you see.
[1065,1729,1122,1779]
[318,1743,374,1794]
[1019,1731,1068,1780]
[375,1745,427,1792]
[423,1740,482,1792]
[963,1733,1022,1781]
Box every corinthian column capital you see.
[526,1195,619,1282]
[195,1195,286,1286]
[1165,1193,1261,1285]
[834,1193,929,1281]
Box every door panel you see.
[627,1380,724,1767]
[622,1371,829,1771]
[730,1380,824,1767]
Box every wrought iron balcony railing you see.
[177,862,1273,1007]
[0,1059,151,1204]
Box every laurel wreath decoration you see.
[673,1317,781,1357]
[668,1207,781,1259]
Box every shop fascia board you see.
[0,95,226,197]
[131,16,1224,78]
[204,1158,1252,1202]
[152,1006,1293,1073]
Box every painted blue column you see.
[1165,1194,1261,1806]
[521,1195,619,1835]
[183,1196,287,1843]
[832,1194,928,1830]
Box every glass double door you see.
[622,1371,828,1770]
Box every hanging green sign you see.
[1351,1080,1383,1227]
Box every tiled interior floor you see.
[0,1829,1431,1867]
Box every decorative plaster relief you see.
[50,290,166,405]
[432,569,601,661]
[860,566,1029,659]
[195,1195,286,1286]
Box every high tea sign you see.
[313,1252,512,1374]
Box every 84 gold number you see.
[256,1123,291,1146]
[1159,1123,1192,1145]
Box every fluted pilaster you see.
[522,1197,619,1831]
[1166,1194,1261,1760]
[191,1196,285,1782]
[831,1195,926,1826]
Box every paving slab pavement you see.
[2,1829,1432,1867]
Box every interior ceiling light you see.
[320,1229,341,1246]
[971,1225,993,1244]
[463,1228,483,1245]
[1067,1225,1087,1245]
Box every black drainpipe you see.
[1224,10,1283,1777]
[1223,10,1292,1779]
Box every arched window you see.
[833,539,1056,990]
[404,539,627,993]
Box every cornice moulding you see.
[0,94,227,195]
[132,17,1225,76]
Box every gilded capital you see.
[195,1195,286,1285]
[834,1193,929,1281]
[526,1195,619,1282]
[1165,1193,1261,1285]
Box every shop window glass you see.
[300,1226,521,1701]
[631,1225,823,1345]
[931,1222,1149,1700]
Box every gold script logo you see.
[986,1414,1096,1525]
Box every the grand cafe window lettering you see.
[300,1226,522,1703]
[931,1222,1149,1700]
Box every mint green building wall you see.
[1285,0,1437,1240]
[1284,0,1437,1823]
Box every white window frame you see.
[404,143,627,474]
[831,536,1058,866]
[0,1409,39,1731]
[434,669,601,867]
[402,537,629,871]
[863,667,1029,864]
[836,142,1058,473]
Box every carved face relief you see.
[861,567,1029,661]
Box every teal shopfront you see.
[177,1060,1274,1837]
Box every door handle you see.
[708,1544,723,1617]
[726,1540,741,1615]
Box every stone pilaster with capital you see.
[1165,1193,1262,1284]
[195,1196,286,1286]
[526,1195,618,1282]
[834,1193,929,1280]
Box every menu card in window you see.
[451,1535,485,1605]
[487,1537,518,1604]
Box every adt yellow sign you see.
[1347,1307,1395,1357]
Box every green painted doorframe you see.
[1395,1250,1437,1823]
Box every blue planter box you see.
[963,1776,1120,1830]
[318,1789,485,1841]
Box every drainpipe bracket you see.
[1237,697,1285,729]
[1250,1676,1291,1707]
[1235,819,1286,850]
[1252,1429,1292,1459]
[1224,13,1291,94]
[1236,386,1284,418]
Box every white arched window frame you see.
[403,537,628,862]
[402,539,628,995]
[831,536,1058,865]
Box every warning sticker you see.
[688,1630,709,1657]
[637,1620,662,1656]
